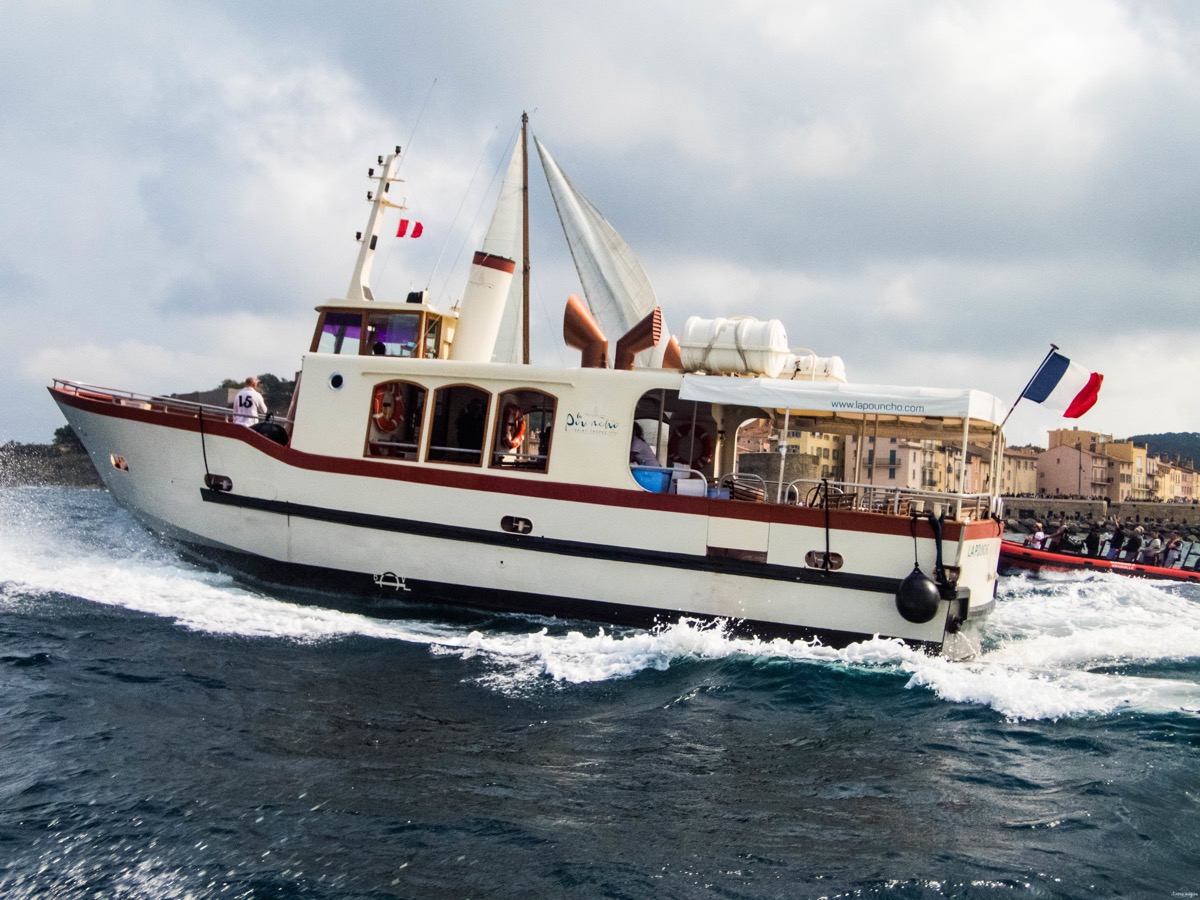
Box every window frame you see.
[425,383,492,467]
[364,379,429,461]
[489,388,558,473]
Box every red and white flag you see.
[396,219,424,238]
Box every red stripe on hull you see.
[50,386,1000,542]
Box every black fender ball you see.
[896,566,941,624]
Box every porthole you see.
[329,373,344,390]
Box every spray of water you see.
[3,487,1199,721]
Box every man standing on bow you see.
[232,376,268,426]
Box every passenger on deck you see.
[1106,519,1126,560]
[629,423,658,467]
[1046,518,1069,552]
[1165,533,1183,568]
[1124,526,1144,562]
[1140,532,1164,566]
[1084,523,1101,558]
[1025,522,1045,550]
[232,376,268,426]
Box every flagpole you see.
[520,111,530,365]
[1000,343,1058,430]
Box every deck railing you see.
[715,471,998,520]
[634,465,997,519]
[786,478,997,520]
[52,379,293,428]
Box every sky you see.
[2,0,1199,447]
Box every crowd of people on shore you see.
[1023,516,1187,568]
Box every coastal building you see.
[728,421,842,495]
[844,436,920,489]
[736,419,772,454]
[1036,444,1112,499]
[841,436,977,494]
[1037,427,1198,502]
[1000,446,1039,496]
[1103,440,1151,500]
[775,428,842,480]
[1048,427,1112,453]
[1043,427,1149,500]
[964,444,996,495]
[1151,457,1198,503]
[1159,458,1183,503]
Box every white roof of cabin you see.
[679,375,1006,427]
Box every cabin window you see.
[314,311,363,354]
[366,313,421,357]
[491,390,556,473]
[426,385,490,466]
[423,317,442,359]
[365,380,427,460]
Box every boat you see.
[999,539,1200,583]
[49,120,1008,658]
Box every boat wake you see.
[3,488,1199,722]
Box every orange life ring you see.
[501,403,526,450]
[371,384,402,433]
[668,422,714,468]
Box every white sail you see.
[489,129,527,364]
[449,131,524,363]
[535,137,669,367]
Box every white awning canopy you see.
[679,375,1007,428]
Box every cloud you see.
[3,0,1200,453]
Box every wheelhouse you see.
[311,292,456,360]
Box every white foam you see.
[908,571,1200,720]
[0,490,458,644]
[4,488,1200,721]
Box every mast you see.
[521,112,531,364]
[346,147,404,303]
[1000,343,1059,430]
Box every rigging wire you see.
[429,121,519,303]
[396,78,438,177]
[534,275,567,368]
[355,106,561,368]
[372,79,438,293]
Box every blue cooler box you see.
[632,468,670,492]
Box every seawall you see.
[1003,496,1200,531]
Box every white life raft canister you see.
[678,316,790,378]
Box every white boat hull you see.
[54,388,998,657]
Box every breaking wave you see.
[3,487,1199,721]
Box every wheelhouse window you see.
[366,313,421,357]
[423,317,442,359]
[311,307,447,358]
[491,389,556,473]
[365,380,427,460]
[314,311,363,354]
[426,385,490,466]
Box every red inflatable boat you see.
[1000,539,1200,583]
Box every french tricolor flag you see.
[1022,351,1103,418]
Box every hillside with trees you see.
[214,373,295,416]
[1127,432,1200,467]
[1,374,295,486]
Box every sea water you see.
[1,486,1198,898]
